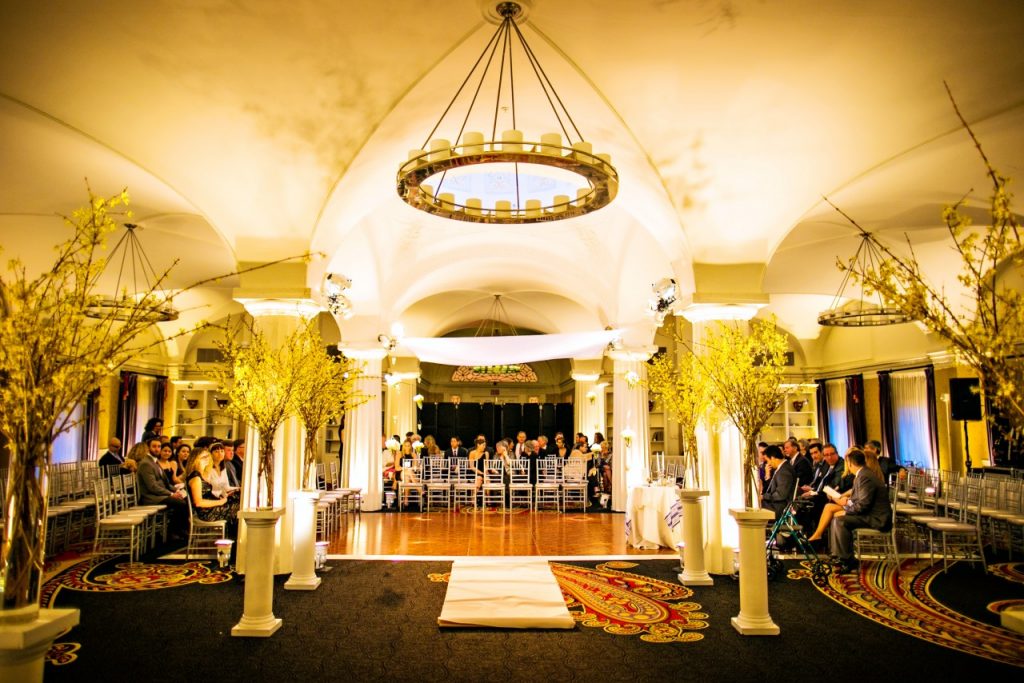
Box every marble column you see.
[233,297,319,576]
[340,346,386,511]
[572,367,606,441]
[384,361,420,438]
[729,508,779,635]
[677,489,714,586]
[609,348,655,512]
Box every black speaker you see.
[949,378,982,421]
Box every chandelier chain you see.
[510,19,583,143]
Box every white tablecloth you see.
[625,486,683,549]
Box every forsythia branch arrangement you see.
[645,351,712,487]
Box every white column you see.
[384,369,420,437]
[232,509,285,637]
[677,489,713,586]
[0,609,79,683]
[609,348,654,512]
[572,371,606,440]
[340,346,386,511]
[284,490,322,590]
[729,508,779,635]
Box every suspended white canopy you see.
[401,330,619,366]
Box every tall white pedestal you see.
[233,508,284,637]
[678,489,714,586]
[285,490,322,590]
[0,608,79,682]
[729,508,779,636]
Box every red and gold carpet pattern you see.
[788,559,1024,668]
[40,557,234,608]
[429,560,708,643]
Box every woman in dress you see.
[422,434,442,458]
[157,442,183,489]
[185,448,239,532]
[209,442,235,498]
[552,434,571,459]
[175,443,192,477]
[468,436,488,498]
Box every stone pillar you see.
[284,489,322,590]
[677,489,713,586]
[572,363,606,441]
[232,508,285,637]
[729,508,779,635]
[232,297,320,576]
[0,609,79,683]
[609,348,655,512]
[340,346,386,511]
[384,360,420,438]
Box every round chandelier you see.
[396,1,618,224]
[818,230,914,327]
[84,222,178,323]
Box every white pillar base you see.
[0,608,79,683]
[677,489,714,586]
[284,490,322,591]
[729,508,779,636]
[233,508,285,638]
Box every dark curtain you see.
[116,371,138,447]
[82,389,101,460]
[153,376,168,425]
[877,370,896,461]
[816,379,830,444]
[924,366,940,468]
[846,374,867,447]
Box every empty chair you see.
[482,459,505,509]
[534,457,562,512]
[562,458,588,512]
[424,458,452,512]
[452,459,478,510]
[92,478,146,563]
[507,458,533,509]
[926,477,987,574]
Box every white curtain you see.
[826,379,850,453]
[891,370,934,468]
[136,376,156,436]
[400,330,619,366]
[51,404,84,464]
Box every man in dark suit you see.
[760,445,795,520]
[97,437,132,471]
[137,437,188,536]
[784,437,813,487]
[536,435,549,457]
[797,443,842,535]
[829,449,893,573]
[447,436,467,459]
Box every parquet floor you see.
[326,509,676,557]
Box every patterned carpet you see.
[37,554,1024,680]
[788,558,1024,668]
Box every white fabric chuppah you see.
[401,330,619,366]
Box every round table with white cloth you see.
[625,485,683,550]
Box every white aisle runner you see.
[438,559,575,629]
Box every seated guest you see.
[141,417,164,444]
[756,441,770,498]
[511,431,529,458]
[474,433,495,456]
[536,435,549,457]
[98,437,134,472]
[209,442,237,498]
[157,442,183,489]
[169,435,183,452]
[799,443,844,538]
[760,445,795,520]
[174,443,192,476]
[394,440,415,485]
[785,437,813,488]
[864,439,902,483]
[829,448,893,573]
[808,446,865,542]
[552,434,571,459]
[447,436,467,459]
[185,448,239,533]
[137,437,189,536]
[468,436,488,498]
[230,439,246,483]
[422,434,442,457]
[124,441,150,470]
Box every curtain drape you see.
[846,374,867,447]
[924,366,939,468]
[890,369,935,468]
[877,370,896,460]
[116,371,138,447]
[153,376,168,424]
[82,389,100,460]
[826,379,850,453]
[816,379,830,444]
[400,330,619,366]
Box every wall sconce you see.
[624,371,639,389]
[621,427,636,448]
[414,393,424,409]
[586,390,596,404]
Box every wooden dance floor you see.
[326,511,677,557]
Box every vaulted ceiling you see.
[2,0,1022,349]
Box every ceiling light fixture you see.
[323,272,353,319]
[817,230,914,327]
[84,222,177,323]
[396,1,618,223]
[648,277,677,324]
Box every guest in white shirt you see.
[209,442,233,498]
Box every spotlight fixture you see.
[323,272,353,319]
[648,277,677,324]
[396,1,618,223]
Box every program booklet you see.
[823,485,841,500]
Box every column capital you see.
[608,346,657,362]
[339,345,389,361]
[678,302,764,323]
[571,372,601,382]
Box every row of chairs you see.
[396,457,590,513]
[314,461,361,541]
